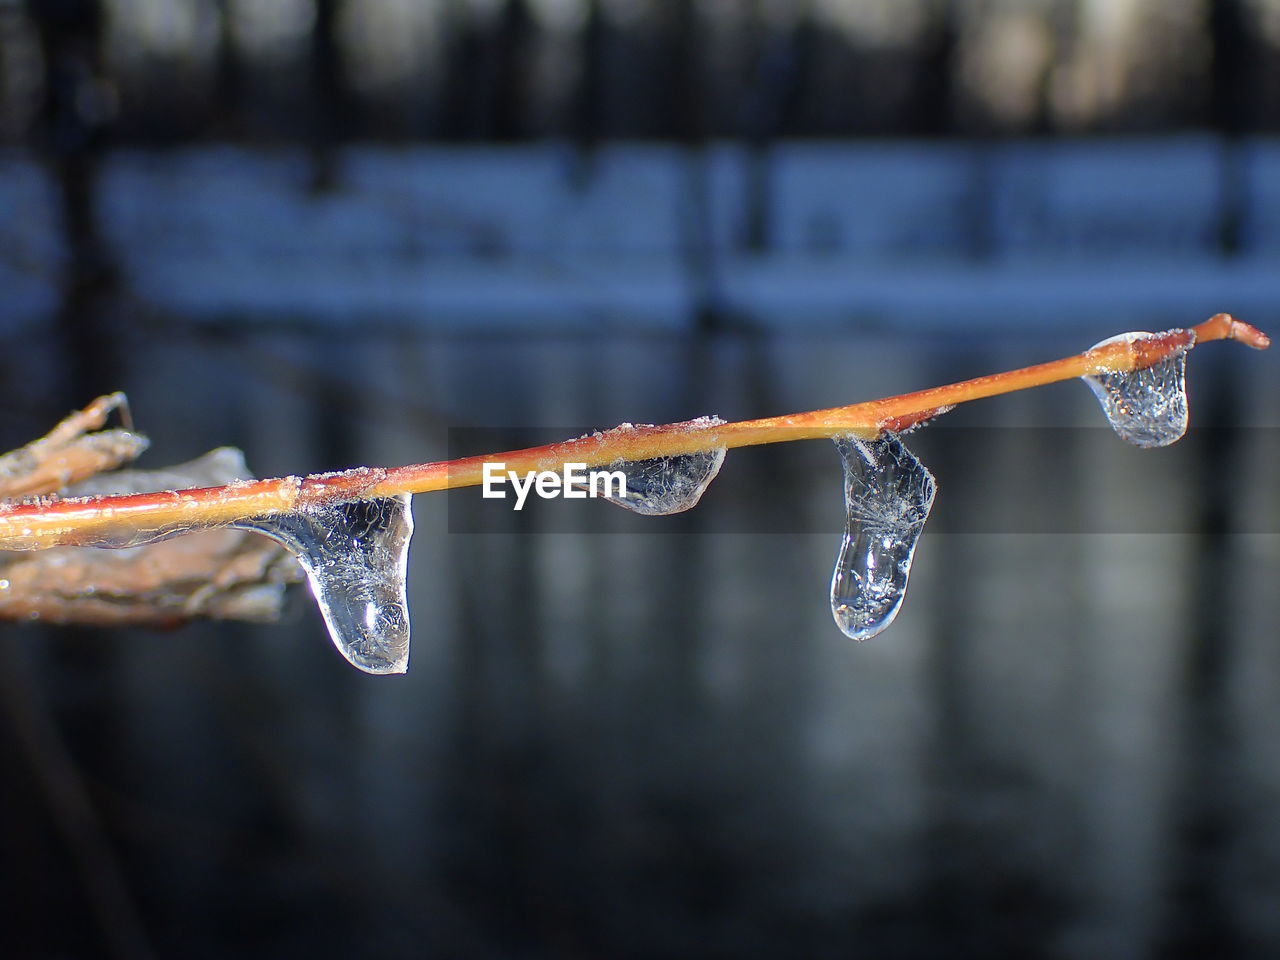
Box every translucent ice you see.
[830,433,936,641]
[1083,333,1189,447]
[602,449,726,516]
[234,495,414,674]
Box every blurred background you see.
[2,0,1280,957]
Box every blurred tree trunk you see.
[213,0,246,137]
[913,0,957,136]
[1208,0,1256,255]
[492,0,532,140]
[27,0,118,403]
[572,0,605,156]
[309,0,346,189]
[666,0,706,144]
[20,8,136,956]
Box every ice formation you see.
[601,448,727,516]
[234,495,414,674]
[830,433,936,641]
[1083,332,1190,447]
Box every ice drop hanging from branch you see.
[565,418,728,516]
[1082,332,1190,447]
[599,421,727,515]
[600,449,727,515]
[830,433,937,642]
[233,496,414,674]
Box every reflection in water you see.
[1,326,1276,957]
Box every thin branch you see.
[0,313,1268,552]
[0,393,146,500]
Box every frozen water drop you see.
[1083,333,1189,447]
[830,433,936,642]
[234,495,414,674]
[602,449,726,516]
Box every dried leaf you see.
[0,398,302,627]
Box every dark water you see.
[1,319,1277,959]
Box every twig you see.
[0,313,1268,552]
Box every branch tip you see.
[1196,313,1271,350]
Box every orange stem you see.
[0,314,1267,551]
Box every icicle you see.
[830,432,936,641]
[601,448,726,516]
[1083,332,1189,447]
[234,495,414,674]
[582,417,727,516]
